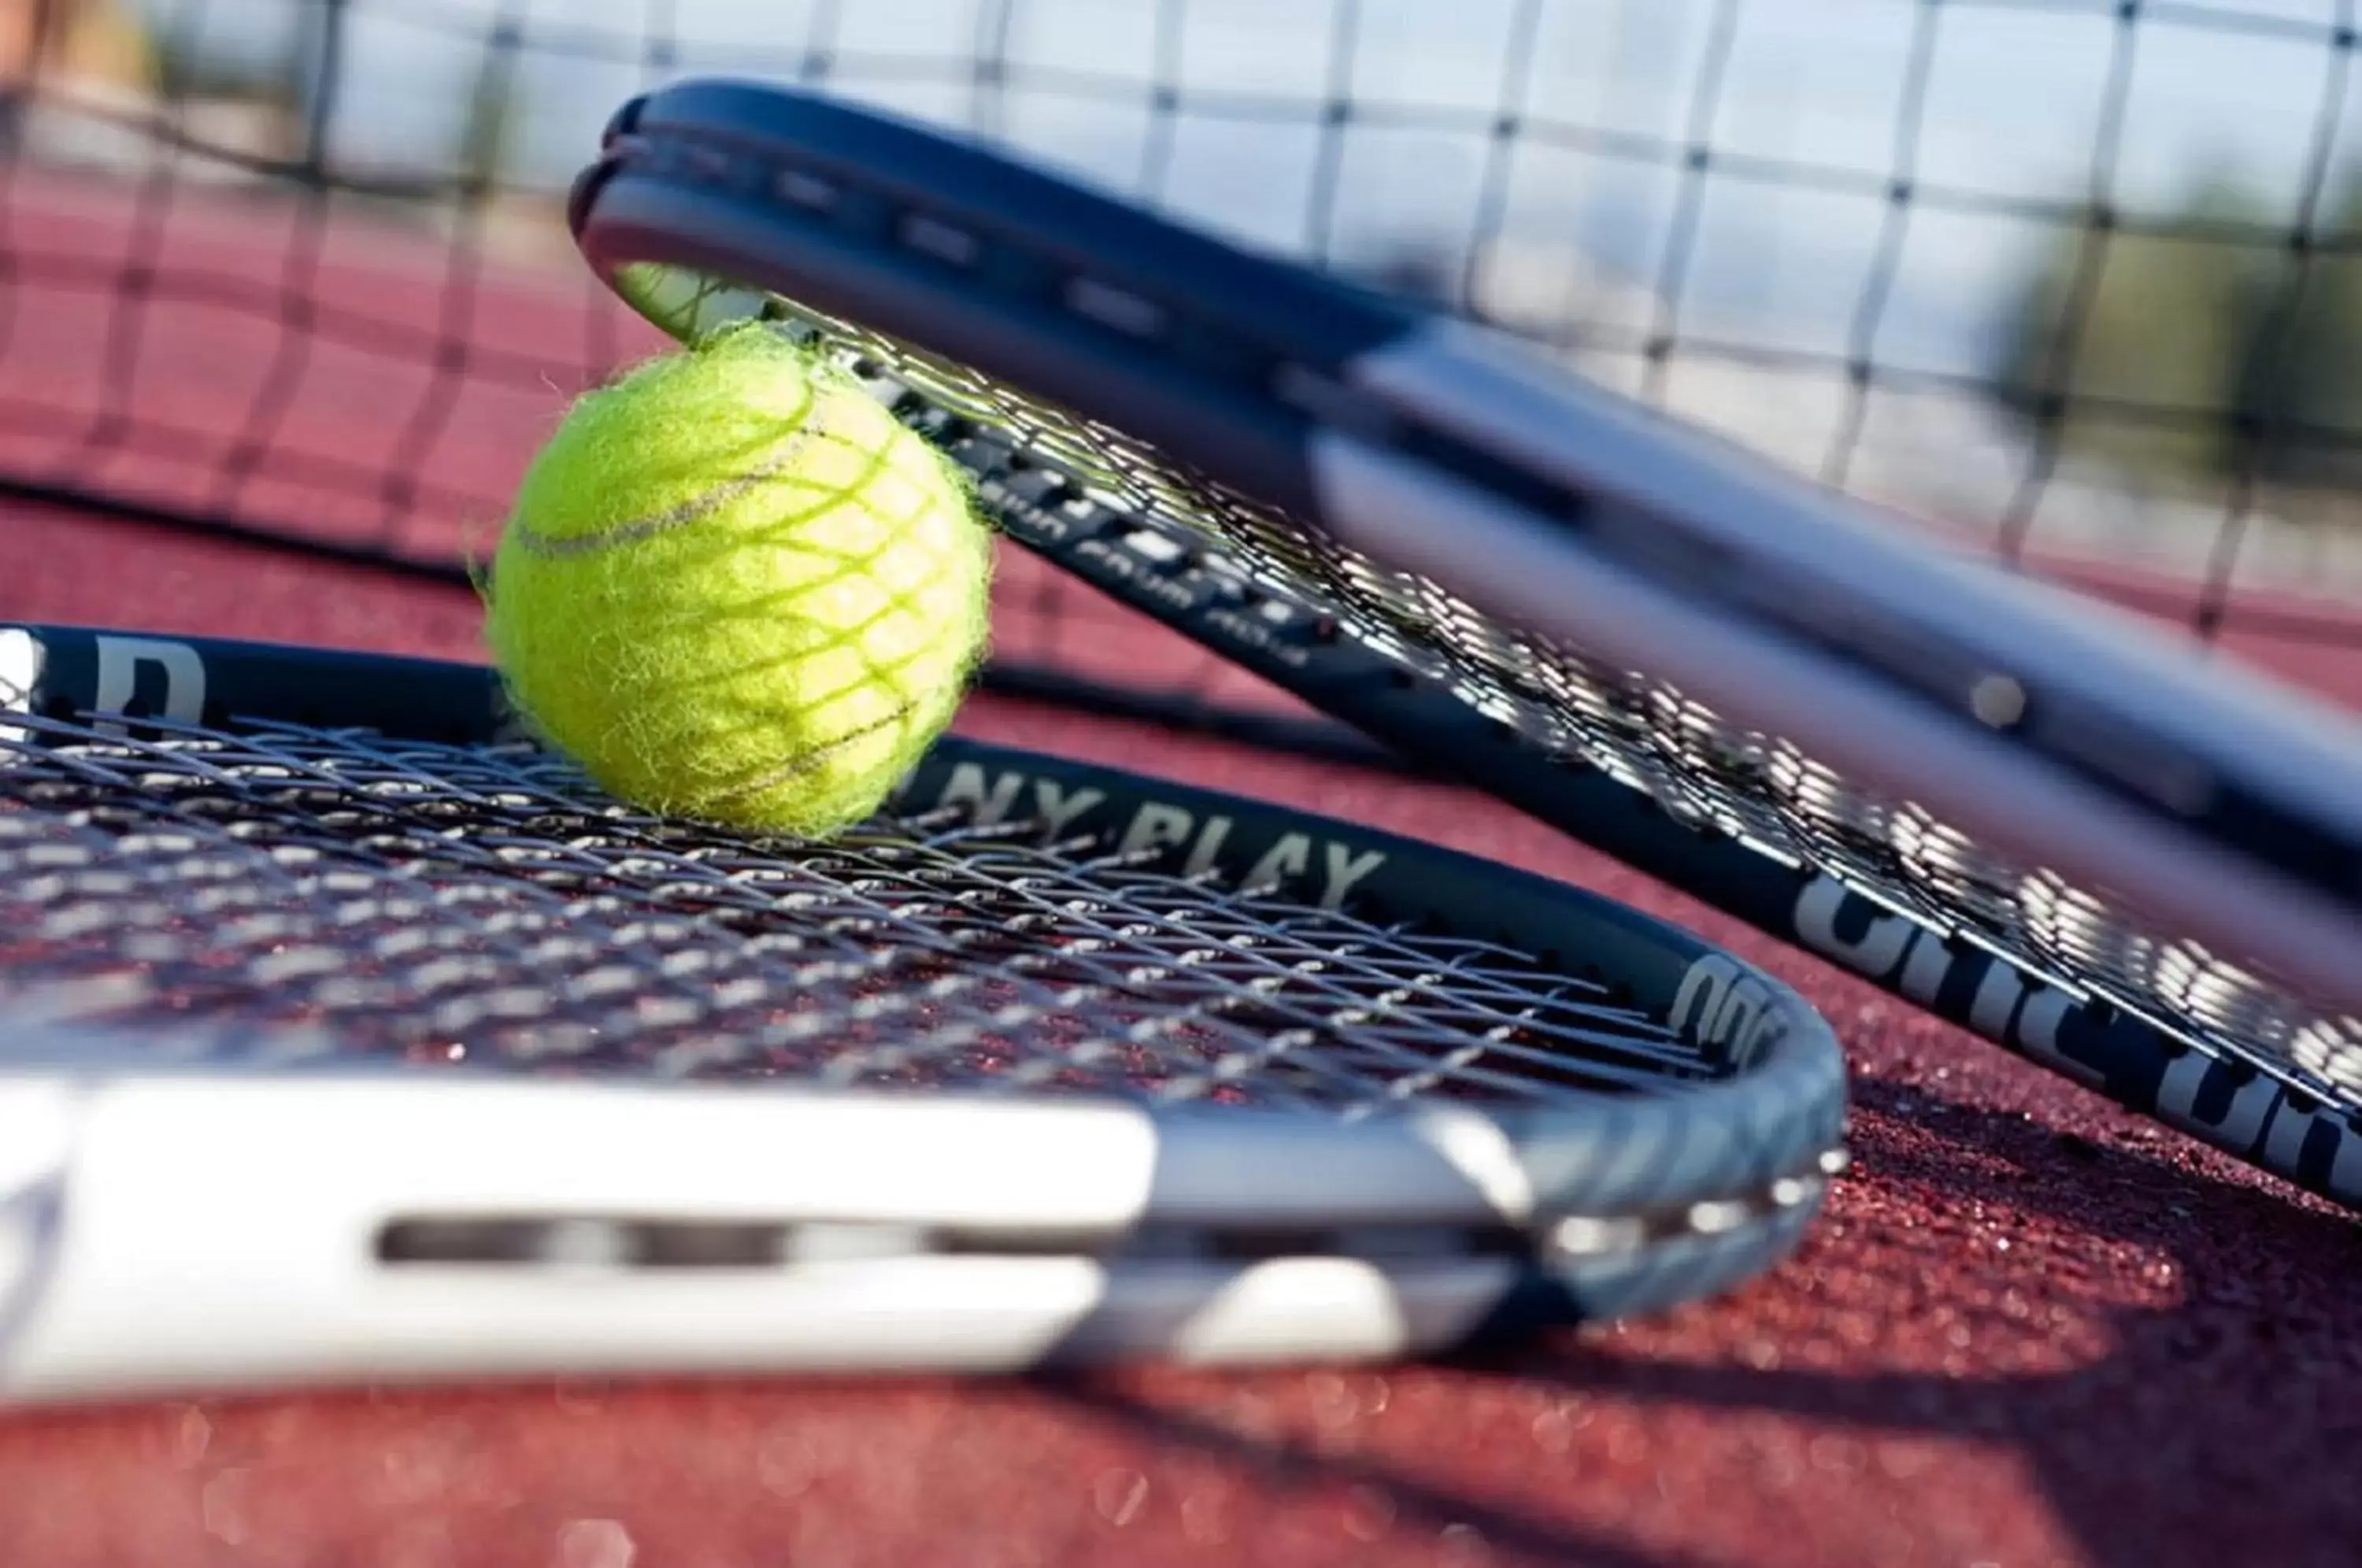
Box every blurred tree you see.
[150,14,299,111]
[2232,167,2362,493]
[1994,165,2362,498]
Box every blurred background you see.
[7,15,2362,1566]
[7,0,2362,737]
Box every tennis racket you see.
[568,76,2362,1214]
[0,620,1844,1406]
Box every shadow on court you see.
[1037,1071,2362,1568]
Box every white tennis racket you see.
[0,621,1845,1406]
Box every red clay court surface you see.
[4,173,2362,1568]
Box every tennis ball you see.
[483,320,992,838]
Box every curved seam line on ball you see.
[696,697,924,806]
[505,427,822,559]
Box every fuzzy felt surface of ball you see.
[484,322,993,837]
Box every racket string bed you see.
[0,708,1709,1114]
[712,291,2362,1111]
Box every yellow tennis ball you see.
[483,320,993,838]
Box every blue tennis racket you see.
[568,77,2362,1214]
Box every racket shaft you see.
[0,1076,1165,1231]
[0,1075,1563,1396]
[0,1253,1523,1401]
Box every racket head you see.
[0,619,1845,1397]
[565,76,2362,1215]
